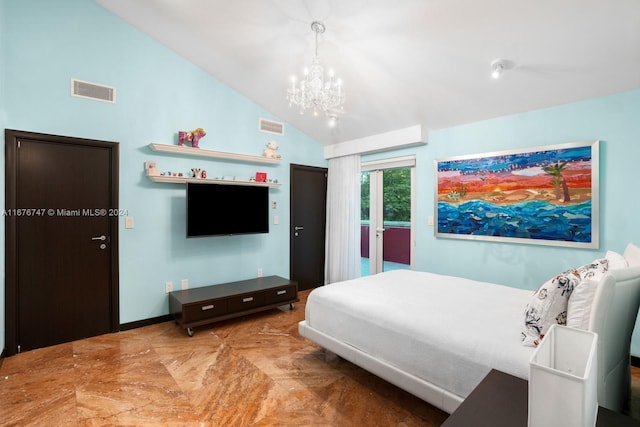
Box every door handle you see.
[294,226,304,231]
[91,235,106,241]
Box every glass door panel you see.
[361,166,413,276]
[360,171,371,276]
[381,167,412,272]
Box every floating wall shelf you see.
[148,143,280,164]
[148,175,281,188]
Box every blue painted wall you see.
[0,0,325,352]
[364,88,640,354]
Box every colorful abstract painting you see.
[435,141,599,248]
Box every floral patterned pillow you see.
[576,258,609,280]
[522,260,610,347]
[521,269,579,347]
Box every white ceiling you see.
[97,0,640,145]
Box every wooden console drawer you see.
[265,285,297,305]
[227,292,266,313]
[168,276,298,336]
[183,299,228,322]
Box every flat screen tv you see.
[186,183,269,237]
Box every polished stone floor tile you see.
[10,288,639,425]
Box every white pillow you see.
[606,250,628,270]
[566,258,609,330]
[522,270,578,347]
[567,279,600,330]
[587,274,615,332]
[624,243,640,267]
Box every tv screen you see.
[187,183,269,237]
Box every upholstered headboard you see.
[590,265,640,411]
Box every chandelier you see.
[287,21,345,124]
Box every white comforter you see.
[304,269,536,398]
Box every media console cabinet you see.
[168,275,298,336]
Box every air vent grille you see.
[71,79,116,103]
[259,118,284,135]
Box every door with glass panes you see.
[360,156,415,276]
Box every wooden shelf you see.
[148,175,281,188]
[148,143,280,164]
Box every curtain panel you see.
[325,154,361,284]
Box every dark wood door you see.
[290,164,327,291]
[4,130,119,355]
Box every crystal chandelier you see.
[287,21,345,123]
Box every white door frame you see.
[362,156,416,275]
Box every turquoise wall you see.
[0,0,325,353]
[364,88,640,355]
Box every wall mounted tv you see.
[186,182,269,237]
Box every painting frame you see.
[434,140,599,248]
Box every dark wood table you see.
[442,369,640,427]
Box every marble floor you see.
[1,289,640,426]
[0,290,448,426]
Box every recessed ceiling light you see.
[490,59,515,79]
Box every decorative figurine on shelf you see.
[262,140,281,159]
[191,168,202,178]
[256,172,267,183]
[178,128,206,148]
[201,170,207,179]
[145,160,159,176]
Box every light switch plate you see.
[125,216,134,229]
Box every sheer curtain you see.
[324,154,361,284]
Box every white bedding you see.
[304,269,535,399]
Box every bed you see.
[298,247,640,414]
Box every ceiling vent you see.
[71,79,116,103]
[259,118,284,136]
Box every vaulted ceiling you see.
[97,0,640,145]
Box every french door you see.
[361,156,415,276]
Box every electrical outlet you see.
[165,281,173,293]
[273,215,279,225]
[125,216,134,229]
[427,215,434,226]
[257,268,263,278]
[181,278,188,290]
